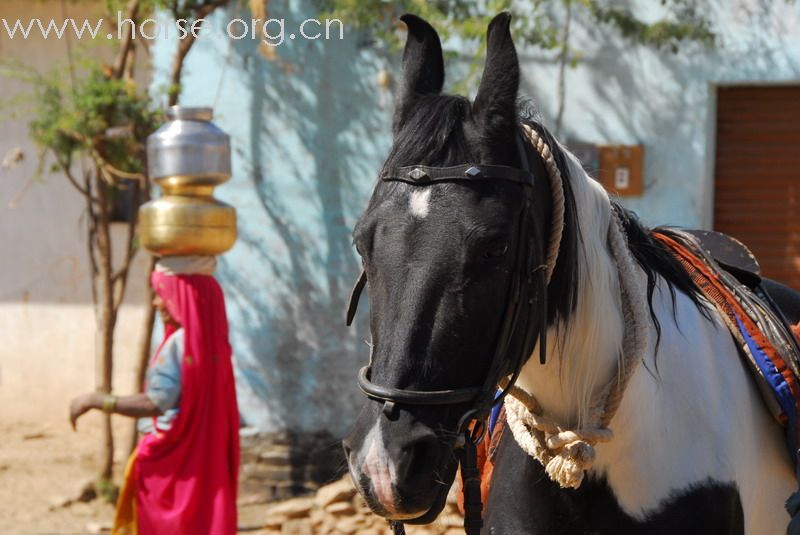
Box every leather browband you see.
[381,163,535,186]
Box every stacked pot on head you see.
[139,106,237,261]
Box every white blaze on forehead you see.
[409,189,431,218]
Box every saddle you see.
[682,229,800,410]
[683,229,761,286]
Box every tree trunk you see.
[128,255,157,456]
[95,176,117,483]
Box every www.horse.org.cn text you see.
[1,12,345,46]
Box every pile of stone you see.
[239,430,345,502]
[258,476,465,535]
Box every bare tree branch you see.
[124,41,136,82]
[554,0,573,136]
[54,152,103,204]
[112,207,139,310]
[112,0,141,79]
[101,159,146,182]
[167,1,229,106]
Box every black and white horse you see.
[343,12,800,534]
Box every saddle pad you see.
[653,230,800,458]
[458,407,507,516]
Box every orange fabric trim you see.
[457,407,507,515]
[112,449,138,535]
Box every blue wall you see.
[152,1,393,433]
[152,0,800,433]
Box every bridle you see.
[346,128,551,535]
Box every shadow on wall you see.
[182,1,391,436]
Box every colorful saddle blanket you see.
[653,229,800,461]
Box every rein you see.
[346,123,578,534]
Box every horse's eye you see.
[486,243,509,259]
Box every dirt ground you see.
[0,412,273,535]
[1,413,121,534]
[0,412,463,535]
[0,408,463,535]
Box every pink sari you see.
[134,272,240,534]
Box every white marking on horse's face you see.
[409,189,431,218]
[359,421,401,515]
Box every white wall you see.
[517,0,800,229]
[0,0,149,421]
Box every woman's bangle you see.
[101,395,117,414]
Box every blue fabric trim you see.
[489,390,503,438]
[146,331,183,412]
[735,315,798,452]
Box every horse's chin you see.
[363,459,457,524]
[358,481,436,521]
[384,510,430,521]
[356,488,423,520]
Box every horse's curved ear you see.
[472,12,520,149]
[393,14,445,135]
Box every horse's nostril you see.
[399,435,439,482]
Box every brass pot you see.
[139,196,236,256]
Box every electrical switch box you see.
[596,145,644,197]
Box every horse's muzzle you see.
[343,407,456,520]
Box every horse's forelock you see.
[383,94,475,172]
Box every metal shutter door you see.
[713,85,800,290]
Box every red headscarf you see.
[135,271,240,534]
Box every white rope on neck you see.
[502,124,650,489]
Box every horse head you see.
[343,12,559,523]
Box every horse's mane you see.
[517,105,707,353]
[517,108,708,423]
[613,208,711,354]
[519,118,581,329]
